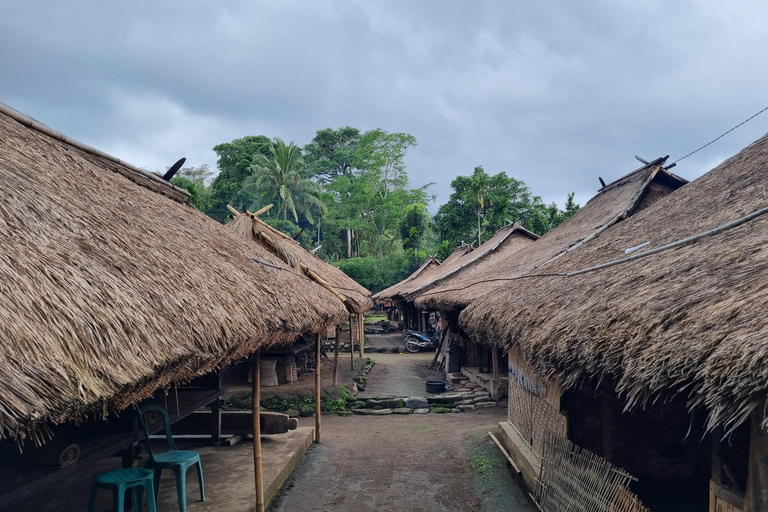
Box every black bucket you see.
[425,380,447,393]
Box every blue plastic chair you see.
[138,404,205,512]
[88,467,156,512]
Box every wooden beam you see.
[349,318,354,371]
[359,313,365,358]
[315,334,322,444]
[226,204,240,216]
[333,326,340,386]
[253,351,264,512]
[251,204,273,217]
[492,348,499,381]
[488,432,521,475]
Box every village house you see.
[460,134,768,511]
[413,159,687,403]
[374,252,457,332]
[0,101,350,510]
[226,209,372,386]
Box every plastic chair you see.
[138,404,205,512]
[88,467,156,512]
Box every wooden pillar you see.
[492,348,500,380]
[349,318,354,371]
[333,326,340,386]
[358,313,365,358]
[252,350,264,512]
[315,334,322,444]
[210,397,222,445]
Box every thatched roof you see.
[460,133,768,433]
[417,162,687,312]
[227,212,372,313]
[0,104,349,443]
[372,255,442,301]
[402,224,539,305]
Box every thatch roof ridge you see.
[373,255,442,301]
[418,164,685,312]
[402,224,538,302]
[597,156,687,195]
[459,132,768,433]
[0,108,349,442]
[227,212,372,313]
[0,101,191,200]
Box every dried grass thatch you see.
[376,225,538,305]
[418,165,686,312]
[227,212,372,314]
[407,224,538,304]
[373,255,441,301]
[0,106,349,442]
[460,133,768,433]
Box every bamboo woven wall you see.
[534,432,649,512]
[507,348,566,455]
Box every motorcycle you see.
[403,329,442,353]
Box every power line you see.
[673,105,768,164]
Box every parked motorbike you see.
[403,329,442,353]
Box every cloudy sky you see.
[2,1,767,211]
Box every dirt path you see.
[364,352,444,397]
[268,353,536,512]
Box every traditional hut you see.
[412,162,686,401]
[461,134,768,511]
[226,209,372,384]
[374,251,460,332]
[0,102,348,508]
[374,255,441,326]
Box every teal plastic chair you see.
[138,404,205,512]
[88,467,156,512]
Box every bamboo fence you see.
[534,432,648,512]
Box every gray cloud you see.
[2,0,767,211]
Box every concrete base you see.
[152,427,315,511]
[497,421,541,491]
[5,427,316,512]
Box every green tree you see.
[243,139,325,223]
[208,136,271,222]
[435,168,578,245]
[468,166,488,246]
[399,203,429,254]
[170,176,210,212]
[303,127,361,182]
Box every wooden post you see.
[358,313,365,358]
[492,348,500,380]
[333,326,340,386]
[252,351,264,512]
[315,334,322,444]
[349,318,354,371]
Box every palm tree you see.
[468,166,488,246]
[243,139,325,222]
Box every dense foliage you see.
[164,127,579,293]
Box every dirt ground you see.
[267,340,537,512]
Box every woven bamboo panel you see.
[508,376,534,445]
[609,486,651,512]
[534,432,643,512]
[530,394,567,455]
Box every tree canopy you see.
[169,127,579,293]
[208,135,271,222]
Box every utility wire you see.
[673,106,768,164]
